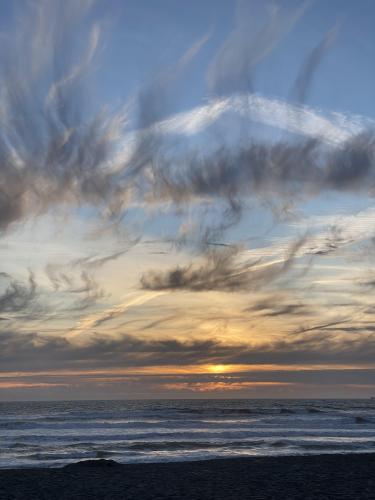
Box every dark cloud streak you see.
[293,23,339,103]
[1,328,375,372]
[141,237,306,292]
[0,272,37,314]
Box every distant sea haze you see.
[0,399,375,468]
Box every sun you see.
[207,364,229,374]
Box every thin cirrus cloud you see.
[151,92,372,146]
[140,237,306,293]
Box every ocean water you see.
[1,399,375,468]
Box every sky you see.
[1,0,375,400]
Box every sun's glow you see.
[207,364,231,374]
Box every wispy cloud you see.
[141,237,306,292]
[68,291,166,339]
[293,22,339,103]
[0,271,37,315]
[154,92,372,145]
[206,0,310,95]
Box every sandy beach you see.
[0,454,375,499]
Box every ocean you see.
[1,399,375,468]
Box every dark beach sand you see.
[1,454,375,499]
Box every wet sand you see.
[1,454,375,499]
